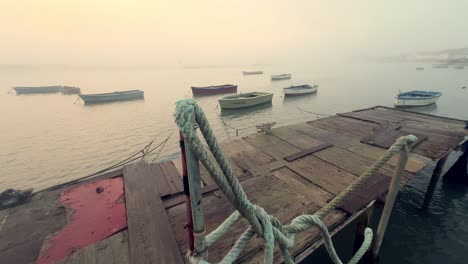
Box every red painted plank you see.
[36,177,127,264]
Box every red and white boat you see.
[191,84,237,96]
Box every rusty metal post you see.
[185,139,207,258]
[179,132,194,251]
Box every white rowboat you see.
[79,90,144,104]
[394,90,442,107]
[283,85,318,96]
[219,92,273,109]
[271,74,291,80]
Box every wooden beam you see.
[123,162,184,264]
[422,156,448,209]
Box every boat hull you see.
[394,95,441,107]
[14,86,62,94]
[284,86,318,96]
[219,93,273,109]
[191,85,237,96]
[242,71,263,75]
[271,74,291,80]
[60,86,81,94]
[79,90,144,104]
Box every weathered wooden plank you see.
[59,231,129,264]
[373,107,467,128]
[160,161,184,192]
[290,123,431,173]
[172,156,215,186]
[312,146,412,179]
[222,138,277,175]
[339,107,468,137]
[338,172,390,214]
[287,155,357,195]
[123,162,184,264]
[147,163,176,197]
[166,167,334,262]
[306,116,378,139]
[284,143,333,162]
[243,133,300,160]
[361,125,427,149]
[270,126,326,149]
[162,171,253,209]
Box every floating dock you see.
[0,106,467,263]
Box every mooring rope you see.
[175,99,417,264]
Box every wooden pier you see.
[0,106,467,264]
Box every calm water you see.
[0,62,467,263]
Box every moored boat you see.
[283,84,318,96]
[14,86,62,94]
[218,92,273,109]
[433,64,449,69]
[453,65,465,69]
[79,90,144,104]
[59,86,81,94]
[394,90,442,107]
[191,84,237,96]
[416,67,424,70]
[242,71,263,75]
[271,74,291,80]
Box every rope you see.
[36,135,171,193]
[175,99,417,264]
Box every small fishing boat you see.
[13,85,81,95]
[283,84,318,96]
[191,84,237,96]
[242,71,263,75]
[416,67,424,70]
[453,65,465,69]
[14,86,62,94]
[271,74,291,81]
[433,64,449,69]
[59,86,81,94]
[219,92,273,109]
[394,90,442,107]
[79,90,144,104]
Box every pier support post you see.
[371,149,408,262]
[354,206,373,263]
[422,156,447,209]
[185,139,207,258]
[443,141,468,184]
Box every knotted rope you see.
[175,99,417,264]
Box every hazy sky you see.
[1,0,467,65]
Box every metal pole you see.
[185,140,207,258]
[179,132,194,251]
[371,149,408,261]
[422,156,447,209]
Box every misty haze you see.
[1,1,467,264]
